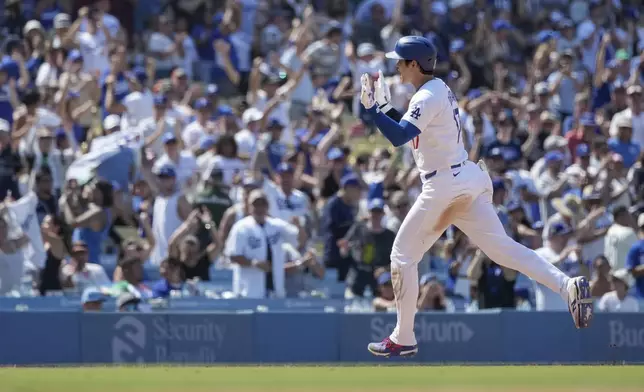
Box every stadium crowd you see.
[0,0,643,314]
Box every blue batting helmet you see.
[385,36,437,74]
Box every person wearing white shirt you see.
[201,135,247,186]
[604,206,638,270]
[121,68,154,130]
[262,163,310,226]
[60,241,111,293]
[65,7,112,77]
[182,98,213,151]
[147,16,180,79]
[225,189,300,298]
[609,85,644,147]
[598,268,640,312]
[534,223,589,311]
[0,210,30,295]
[235,108,262,160]
[153,132,199,189]
[136,95,178,156]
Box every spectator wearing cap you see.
[609,85,644,148]
[590,255,612,298]
[371,267,395,312]
[321,174,362,281]
[52,13,72,45]
[479,111,525,168]
[625,214,644,299]
[149,164,192,266]
[417,272,455,312]
[608,115,640,168]
[153,131,198,188]
[182,98,213,151]
[136,94,176,156]
[193,165,233,229]
[60,240,111,292]
[81,287,106,312]
[320,147,352,200]
[338,198,395,297]
[121,67,154,129]
[225,189,301,298]
[246,62,289,130]
[598,268,640,312]
[235,108,262,159]
[536,150,570,219]
[254,117,289,173]
[604,206,637,271]
[531,135,569,180]
[566,112,599,161]
[568,143,596,180]
[533,222,588,311]
[262,162,310,226]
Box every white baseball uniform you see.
[387,78,571,346]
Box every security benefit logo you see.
[111,315,228,363]
[112,316,147,363]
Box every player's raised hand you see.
[360,74,375,109]
[374,70,391,108]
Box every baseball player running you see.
[360,36,593,358]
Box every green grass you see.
[1,365,643,392]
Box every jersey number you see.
[452,108,462,143]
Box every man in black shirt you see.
[339,198,396,297]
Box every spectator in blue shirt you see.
[151,258,186,299]
[625,214,644,298]
[608,118,640,168]
[322,174,361,281]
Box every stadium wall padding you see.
[0,311,643,364]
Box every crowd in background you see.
[0,0,643,314]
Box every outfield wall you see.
[0,311,642,364]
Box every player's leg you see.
[453,195,593,328]
[368,186,451,357]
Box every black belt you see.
[422,161,467,182]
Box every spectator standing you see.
[150,165,191,266]
[225,190,299,298]
[60,240,110,292]
[534,223,589,311]
[604,206,637,270]
[321,174,361,281]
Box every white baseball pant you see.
[389,160,570,346]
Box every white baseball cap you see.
[23,20,44,36]
[242,108,263,125]
[0,119,10,133]
[103,114,121,130]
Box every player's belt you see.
[422,161,467,182]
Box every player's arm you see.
[366,106,420,147]
[379,102,404,122]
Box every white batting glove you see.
[360,73,376,109]
[374,70,392,112]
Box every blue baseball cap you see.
[156,164,176,177]
[340,174,360,188]
[162,132,178,144]
[267,117,285,128]
[492,178,506,191]
[492,19,512,32]
[54,128,67,139]
[368,198,385,211]
[487,147,504,159]
[219,105,234,117]
[276,162,295,174]
[127,66,147,83]
[81,287,106,304]
[377,271,392,285]
[68,49,83,62]
[154,94,168,106]
[200,136,217,150]
[193,97,209,110]
[327,147,345,161]
[576,143,590,157]
[545,151,564,163]
[550,222,572,237]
